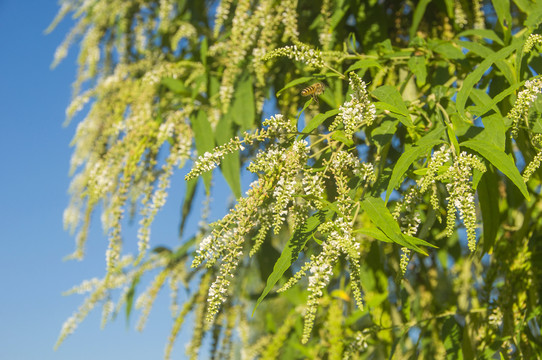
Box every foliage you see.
[51,0,542,358]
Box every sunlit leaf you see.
[253,210,332,314]
[360,197,427,255]
[460,140,529,200]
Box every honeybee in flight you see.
[301,82,325,103]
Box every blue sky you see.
[0,2,212,359]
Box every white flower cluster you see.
[302,240,340,343]
[271,140,310,232]
[272,176,297,228]
[88,160,115,198]
[508,76,542,137]
[393,186,423,254]
[279,0,299,41]
[247,144,284,174]
[264,42,326,68]
[444,152,485,252]
[523,33,542,54]
[263,114,296,134]
[213,0,234,36]
[175,127,192,166]
[191,231,232,269]
[400,247,411,275]
[473,0,485,29]
[185,136,243,181]
[290,43,325,68]
[419,145,451,193]
[301,216,362,343]
[454,0,468,28]
[488,307,503,327]
[331,149,358,169]
[66,90,92,120]
[359,163,376,182]
[330,73,376,139]
[523,148,542,182]
[302,172,325,198]
[158,0,174,31]
[519,78,542,106]
[330,151,375,183]
[171,22,197,51]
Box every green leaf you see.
[456,29,504,45]
[372,85,409,117]
[300,108,339,136]
[460,140,529,200]
[161,77,190,96]
[442,317,463,358]
[297,98,314,121]
[253,210,332,314]
[125,274,142,326]
[216,113,241,198]
[372,85,413,128]
[468,81,524,118]
[355,228,437,249]
[461,322,475,359]
[344,59,382,73]
[525,4,542,27]
[385,138,443,203]
[429,40,466,60]
[416,125,447,147]
[456,40,514,85]
[328,2,348,30]
[200,36,208,67]
[478,167,500,254]
[230,73,255,131]
[408,55,427,87]
[354,228,393,243]
[491,0,512,30]
[446,123,460,155]
[169,237,197,265]
[409,0,431,40]
[472,168,484,190]
[476,114,506,151]
[467,88,500,118]
[331,130,354,146]
[371,119,398,149]
[359,197,427,255]
[190,110,214,192]
[456,42,521,120]
[179,178,197,237]
[404,234,438,248]
[277,77,313,97]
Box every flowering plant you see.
[51,0,542,358]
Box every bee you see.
[301,82,325,103]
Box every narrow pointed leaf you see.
[478,168,500,254]
[356,228,437,249]
[253,210,331,314]
[385,139,443,203]
[216,113,241,198]
[372,85,409,117]
[179,178,197,237]
[277,77,313,96]
[301,109,339,136]
[360,197,427,255]
[456,29,504,45]
[230,73,255,131]
[125,274,142,325]
[409,0,431,39]
[456,42,521,119]
[191,110,214,192]
[460,139,529,200]
[345,59,382,73]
